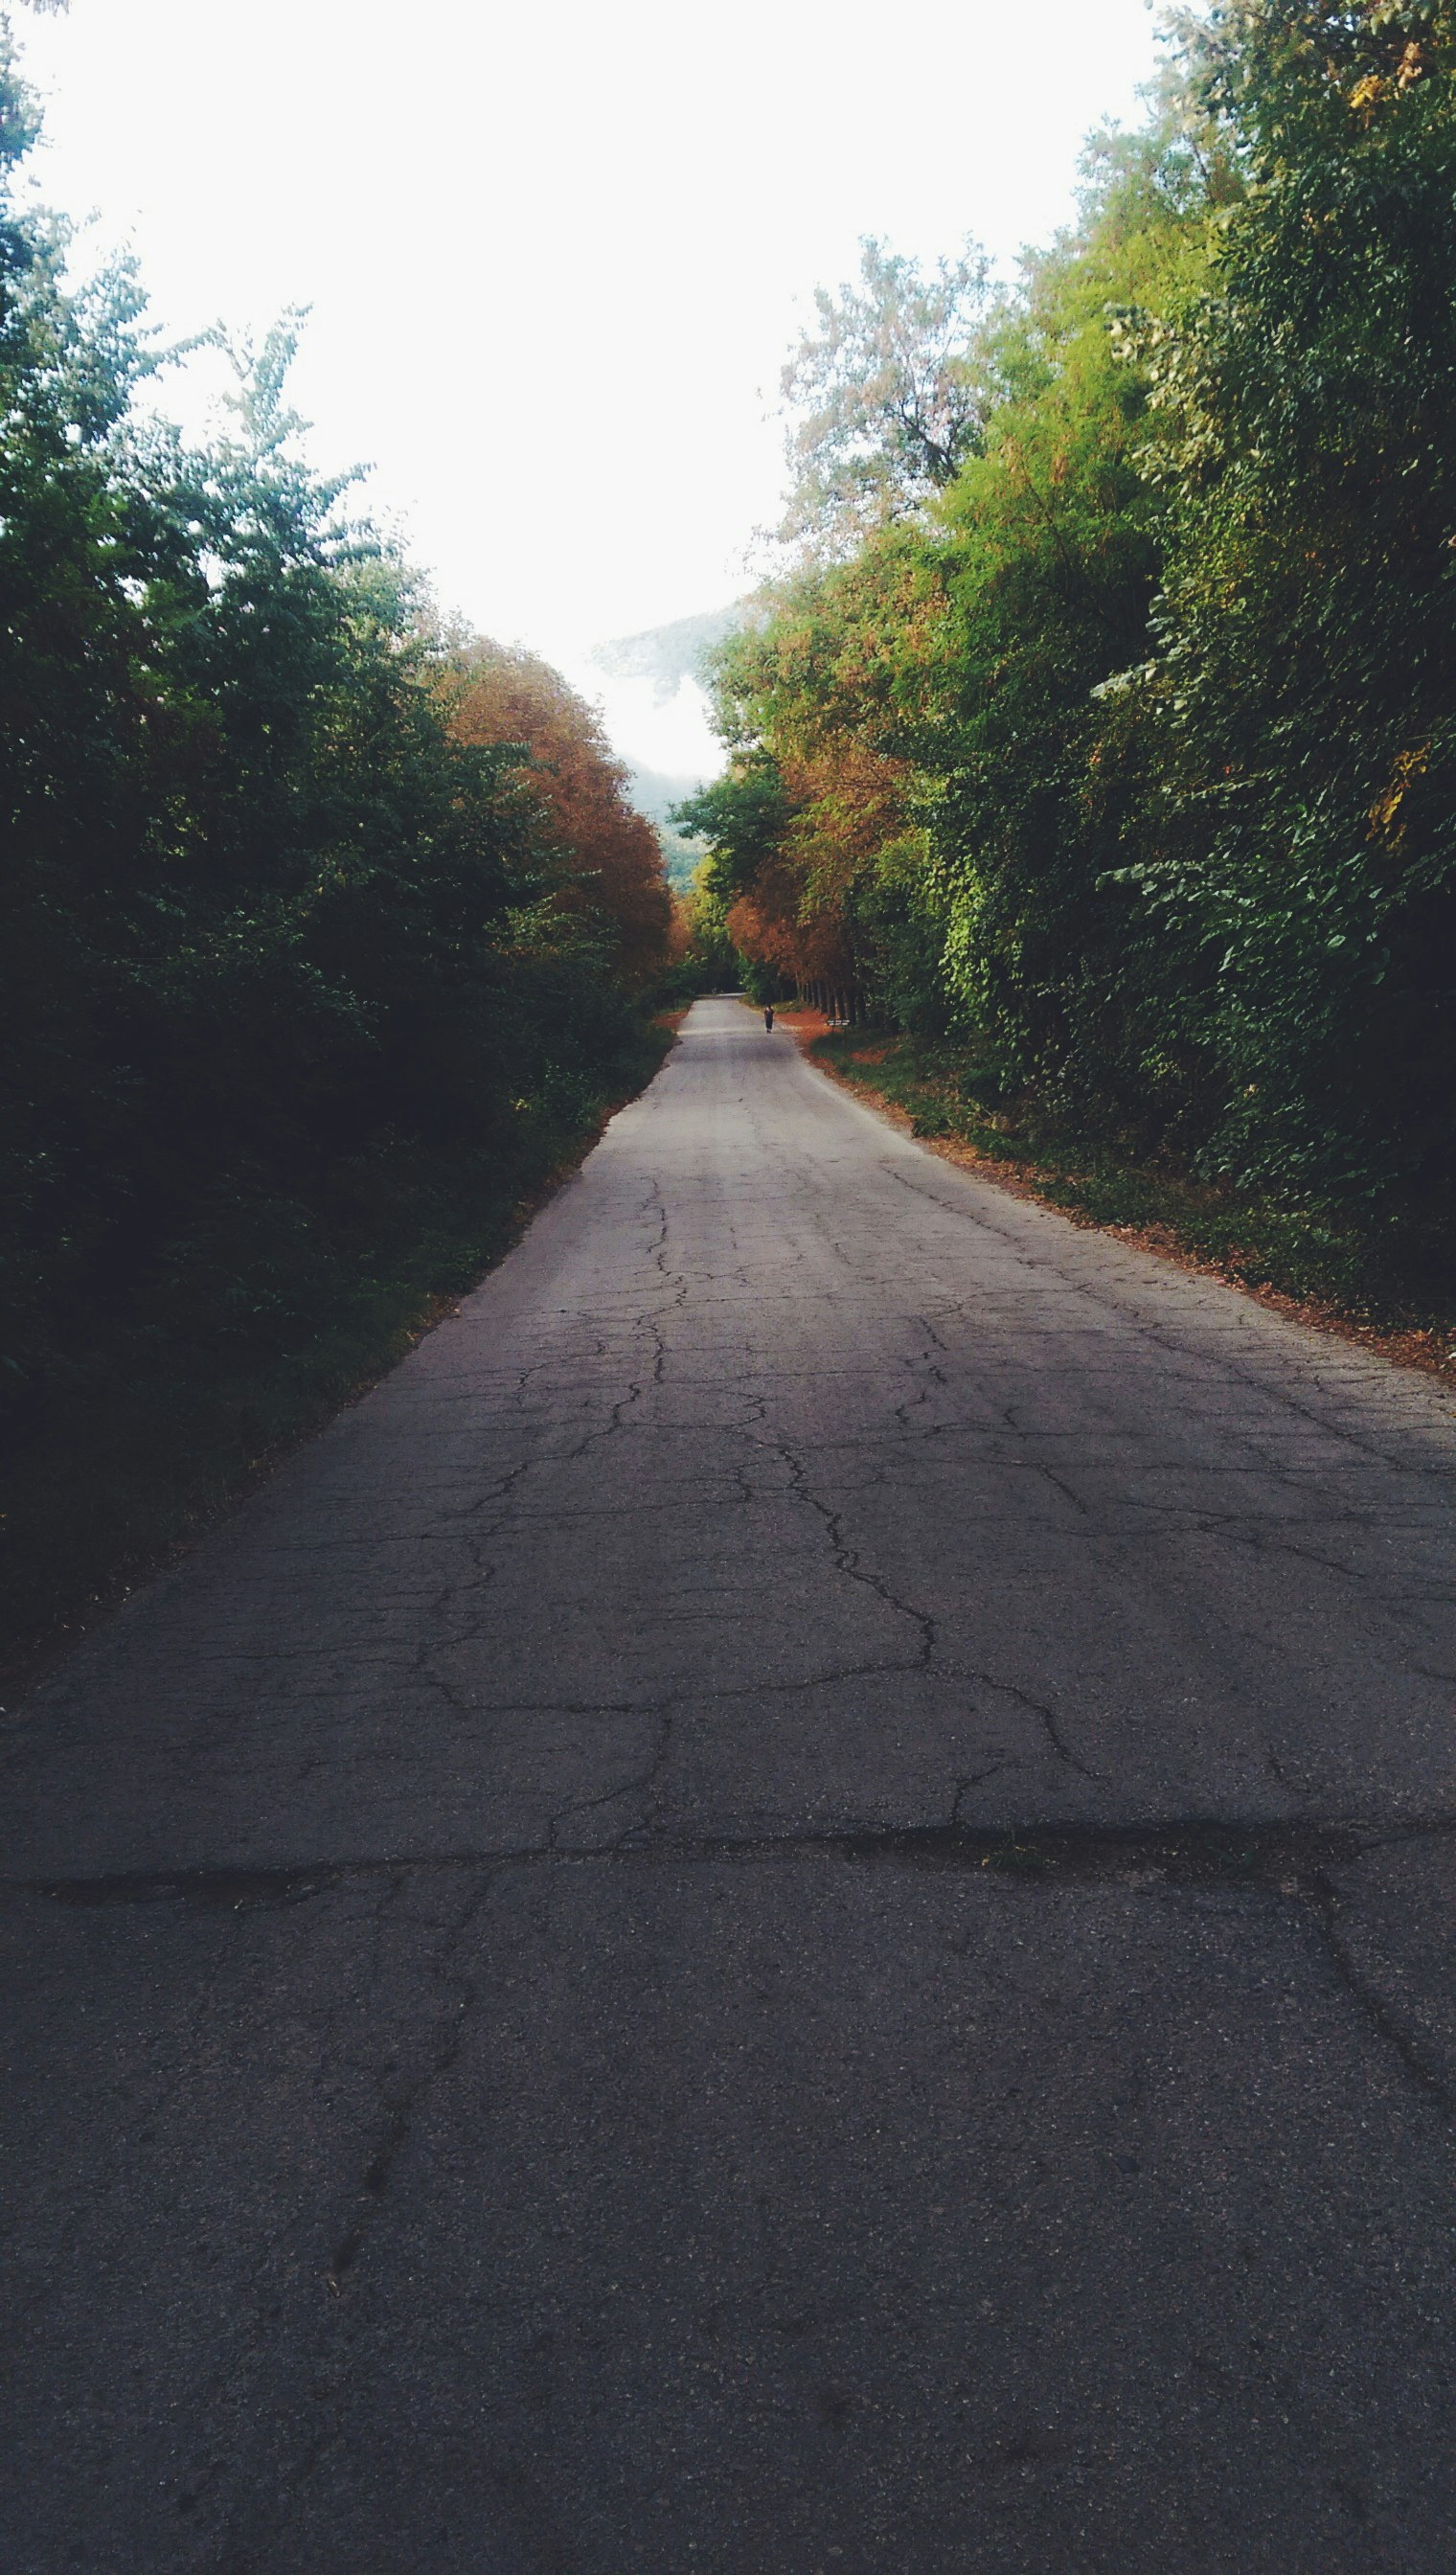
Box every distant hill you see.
[592,604,748,706]
[626,766,710,892]
[594,607,751,887]
[626,766,706,832]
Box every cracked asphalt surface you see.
[5,994,1456,2571]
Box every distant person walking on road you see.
[763,1005,775,1034]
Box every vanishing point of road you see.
[5,996,1456,2571]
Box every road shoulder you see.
[765,1002,1456,1393]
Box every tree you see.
[1121,0,1456,1225]
[442,643,671,989]
[778,237,991,556]
[698,1,1456,1285]
[0,19,668,1645]
[705,121,1210,1048]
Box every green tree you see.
[0,24,669,1647]
[702,2,1456,1287]
[1124,0,1456,1238]
[778,238,991,556]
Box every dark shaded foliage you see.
[0,27,668,1646]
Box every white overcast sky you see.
[15,0,1162,774]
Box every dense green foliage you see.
[698,1,1456,1294]
[0,24,670,1652]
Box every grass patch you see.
[809,1027,1456,1374]
[1,1023,672,1697]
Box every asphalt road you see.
[5,995,1456,2572]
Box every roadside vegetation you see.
[7,0,1453,1668]
[793,1018,1454,1370]
[679,1,1456,1343]
[0,22,672,1671]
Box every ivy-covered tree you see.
[1125,0,1456,1232]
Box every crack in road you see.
[22,1812,1456,1903]
[30,1818,1456,2122]
[324,1866,495,2294]
[768,1427,938,1672]
[9,998,1456,2569]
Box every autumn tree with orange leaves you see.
[680,532,942,1016]
[443,643,671,990]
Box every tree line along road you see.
[4,994,1455,2571]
